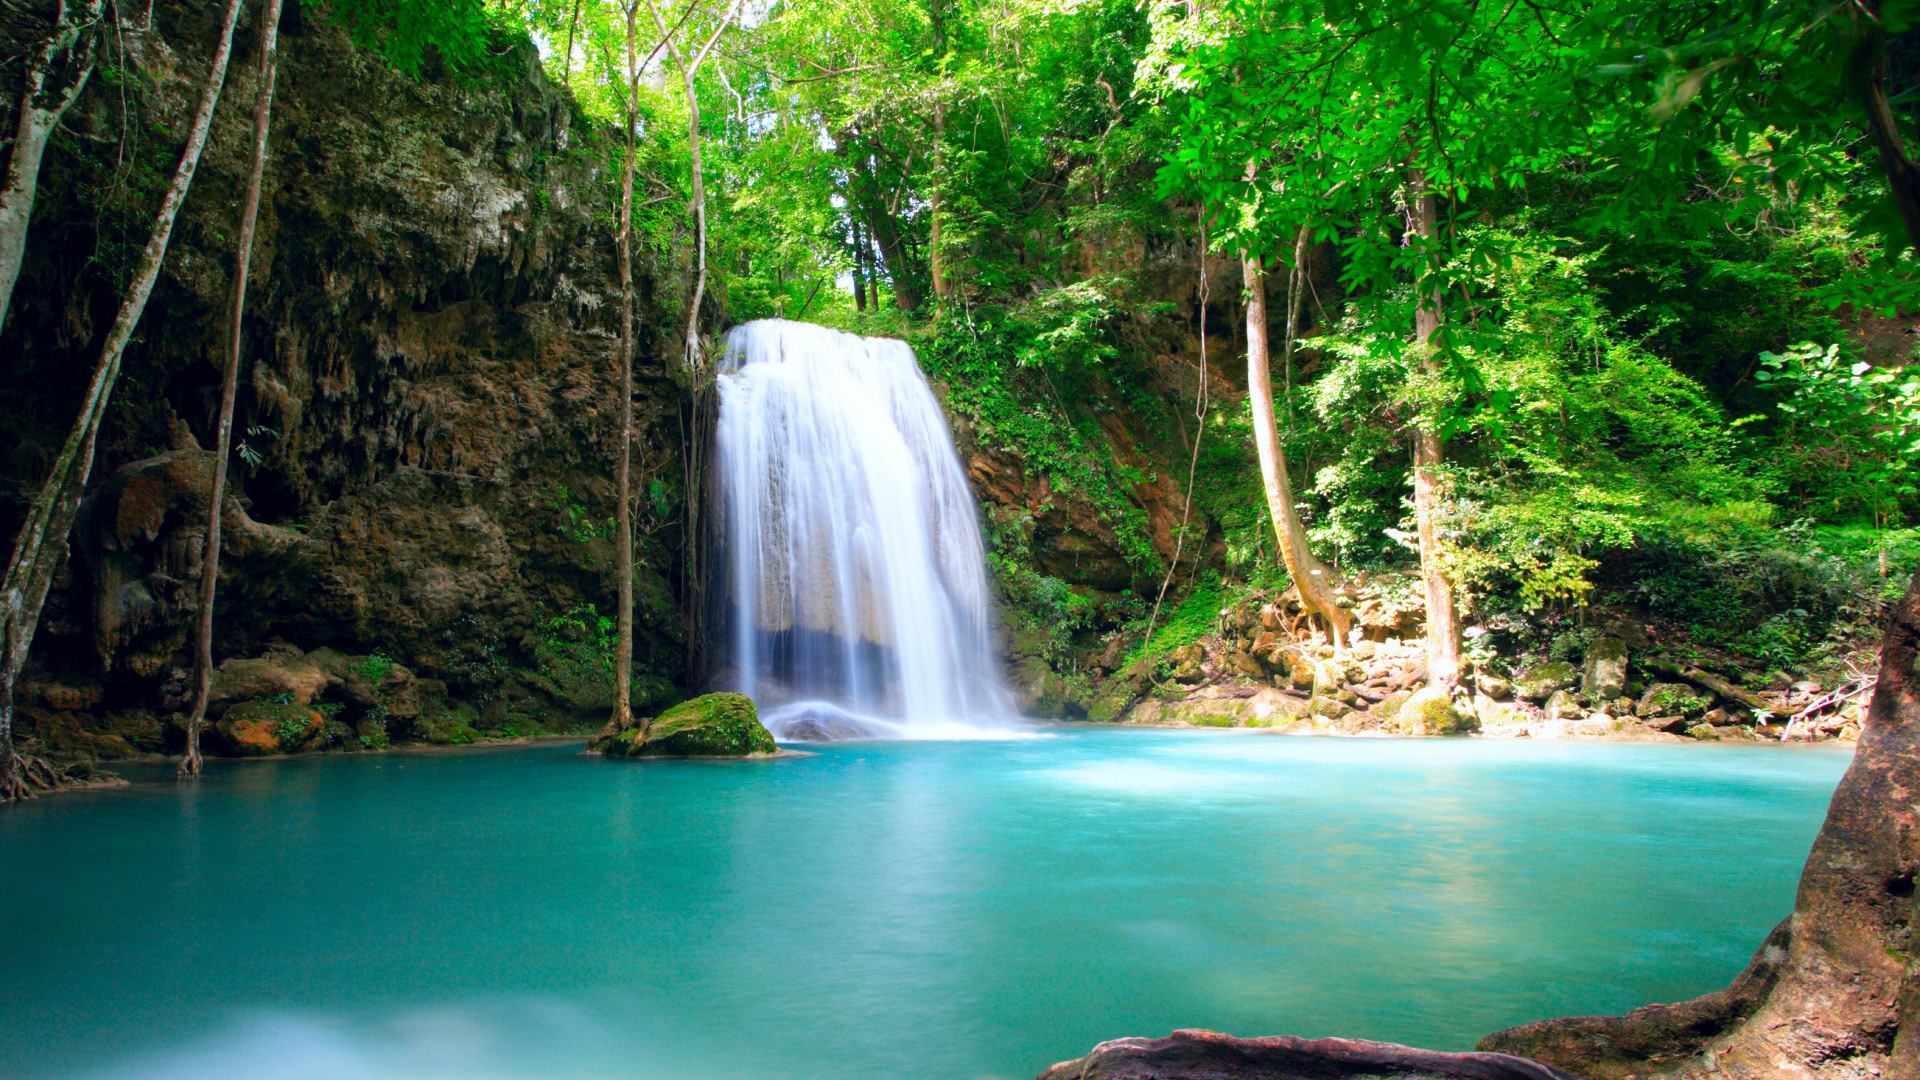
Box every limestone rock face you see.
[4,1,689,756]
[597,693,778,758]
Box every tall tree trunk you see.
[181,0,285,780]
[1,0,246,802]
[608,1,642,736]
[675,0,740,371]
[1483,570,1920,1078]
[864,199,922,312]
[681,58,708,369]
[1245,248,1350,648]
[1851,6,1920,252]
[851,214,867,311]
[0,0,106,340]
[928,100,950,306]
[1406,170,1460,693]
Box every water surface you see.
[0,729,1851,1079]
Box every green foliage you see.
[1123,575,1225,672]
[1752,341,1920,525]
[985,509,1106,665]
[920,309,1161,577]
[548,484,614,543]
[355,650,395,683]
[323,0,520,80]
[273,712,310,747]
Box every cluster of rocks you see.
[1055,589,1857,741]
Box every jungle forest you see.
[2,0,1919,1077]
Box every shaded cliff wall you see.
[0,0,691,756]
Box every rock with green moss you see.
[600,693,777,758]
[211,700,325,756]
[1513,662,1578,701]
[1391,685,1479,736]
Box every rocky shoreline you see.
[1013,584,1869,744]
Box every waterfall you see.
[714,319,1017,739]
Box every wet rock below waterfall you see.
[594,693,778,758]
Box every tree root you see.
[176,746,203,780]
[1,751,67,802]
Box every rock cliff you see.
[0,0,692,758]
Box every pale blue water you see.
[0,729,1850,1080]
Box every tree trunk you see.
[181,0,286,780]
[1406,170,1461,692]
[607,1,642,737]
[1245,249,1350,648]
[1482,570,1920,1078]
[2,0,246,802]
[681,58,708,369]
[851,211,868,311]
[928,100,950,306]
[1851,9,1920,253]
[864,199,922,312]
[0,0,106,340]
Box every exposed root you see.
[2,751,67,802]
[176,746,203,780]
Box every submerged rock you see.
[597,693,777,758]
[1036,1030,1578,1080]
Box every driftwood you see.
[1036,1030,1579,1080]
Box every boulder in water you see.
[766,703,897,741]
[597,693,777,758]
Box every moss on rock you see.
[601,693,778,758]
[1391,685,1479,736]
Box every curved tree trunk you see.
[1482,569,1920,1078]
[0,0,105,340]
[1405,170,1460,692]
[2,0,246,802]
[181,0,286,780]
[1245,248,1350,648]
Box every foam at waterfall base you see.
[761,700,1036,742]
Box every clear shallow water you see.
[0,729,1850,1080]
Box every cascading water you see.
[713,319,1017,740]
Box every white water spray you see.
[714,319,1017,740]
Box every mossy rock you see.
[1512,662,1578,701]
[212,700,325,756]
[605,693,777,758]
[1086,678,1142,722]
[1391,686,1479,736]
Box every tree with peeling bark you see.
[1,0,247,802]
[180,0,287,781]
[0,0,105,339]
[1243,243,1350,648]
[1402,172,1460,693]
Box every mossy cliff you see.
[0,0,693,760]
